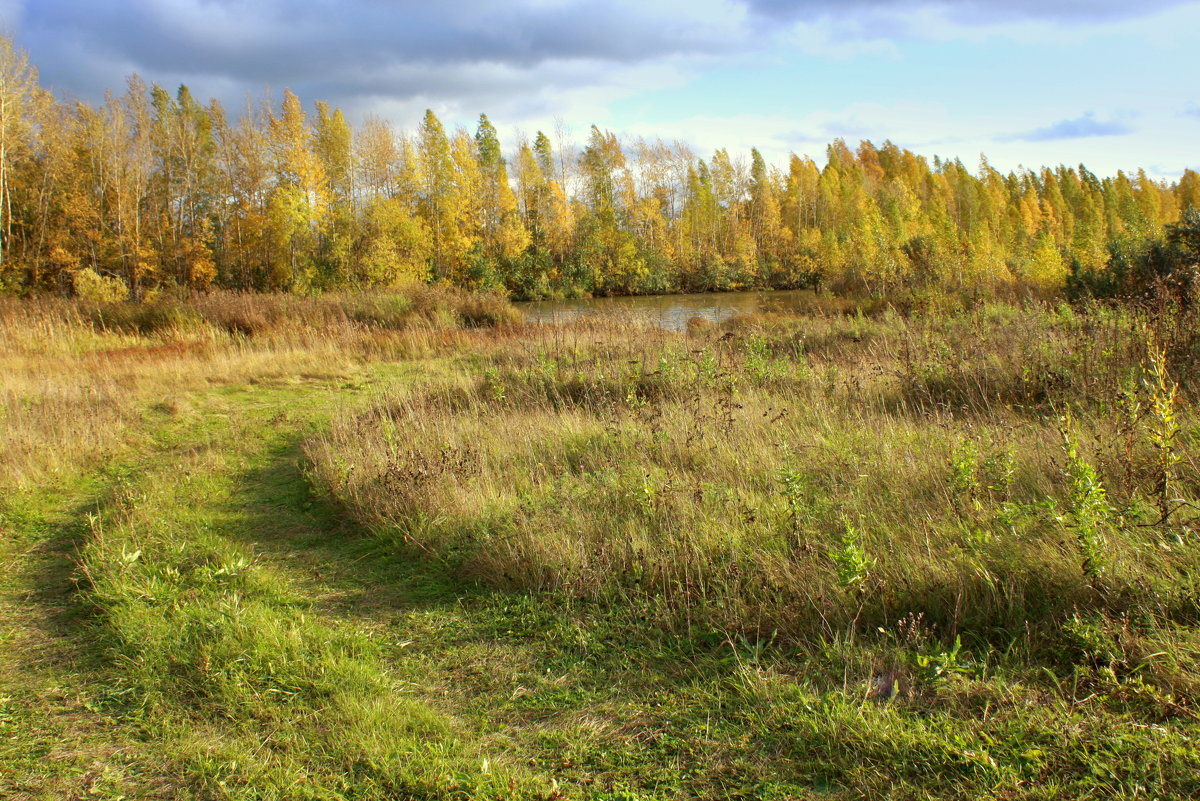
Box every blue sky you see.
[3,0,1198,178]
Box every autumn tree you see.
[576,126,647,293]
[415,109,470,283]
[313,100,354,280]
[473,114,529,280]
[0,36,36,279]
[150,84,217,288]
[0,32,1196,301]
[265,88,325,289]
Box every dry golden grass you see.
[0,288,520,490]
[310,300,1200,667]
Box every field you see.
[3,289,1200,800]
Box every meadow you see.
[2,287,1199,800]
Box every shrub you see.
[73,268,128,302]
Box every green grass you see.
[4,294,1200,799]
[2,363,562,799]
[0,468,173,799]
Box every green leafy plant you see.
[830,521,874,590]
[778,461,806,542]
[482,367,506,402]
[1059,418,1113,579]
[948,439,980,503]
[744,335,775,385]
[914,635,972,684]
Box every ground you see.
[3,295,1200,800]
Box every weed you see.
[777,460,807,550]
[1060,418,1114,579]
[830,520,874,592]
[483,367,507,403]
[1144,333,1184,523]
[914,635,973,684]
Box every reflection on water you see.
[518,289,820,332]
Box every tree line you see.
[0,36,1197,302]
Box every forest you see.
[0,34,1197,303]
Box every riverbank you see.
[515,285,1022,331]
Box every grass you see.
[310,300,1200,798]
[3,289,1200,799]
[0,287,517,490]
[76,381,554,800]
[1,288,541,799]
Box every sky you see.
[3,0,1198,179]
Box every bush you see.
[73,268,128,302]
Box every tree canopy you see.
[0,36,1194,301]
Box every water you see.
[517,289,821,332]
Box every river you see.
[517,289,821,332]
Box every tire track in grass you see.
[12,373,554,800]
[0,461,188,799]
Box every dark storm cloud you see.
[13,0,734,107]
[742,0,1195,24]
[11,0,1195,133]
[1001,112,1134,143]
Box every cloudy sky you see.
[3,0,1198,178]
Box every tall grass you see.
[310,300,1200,703]
[0,287,519,489]
[0,286,538,799]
